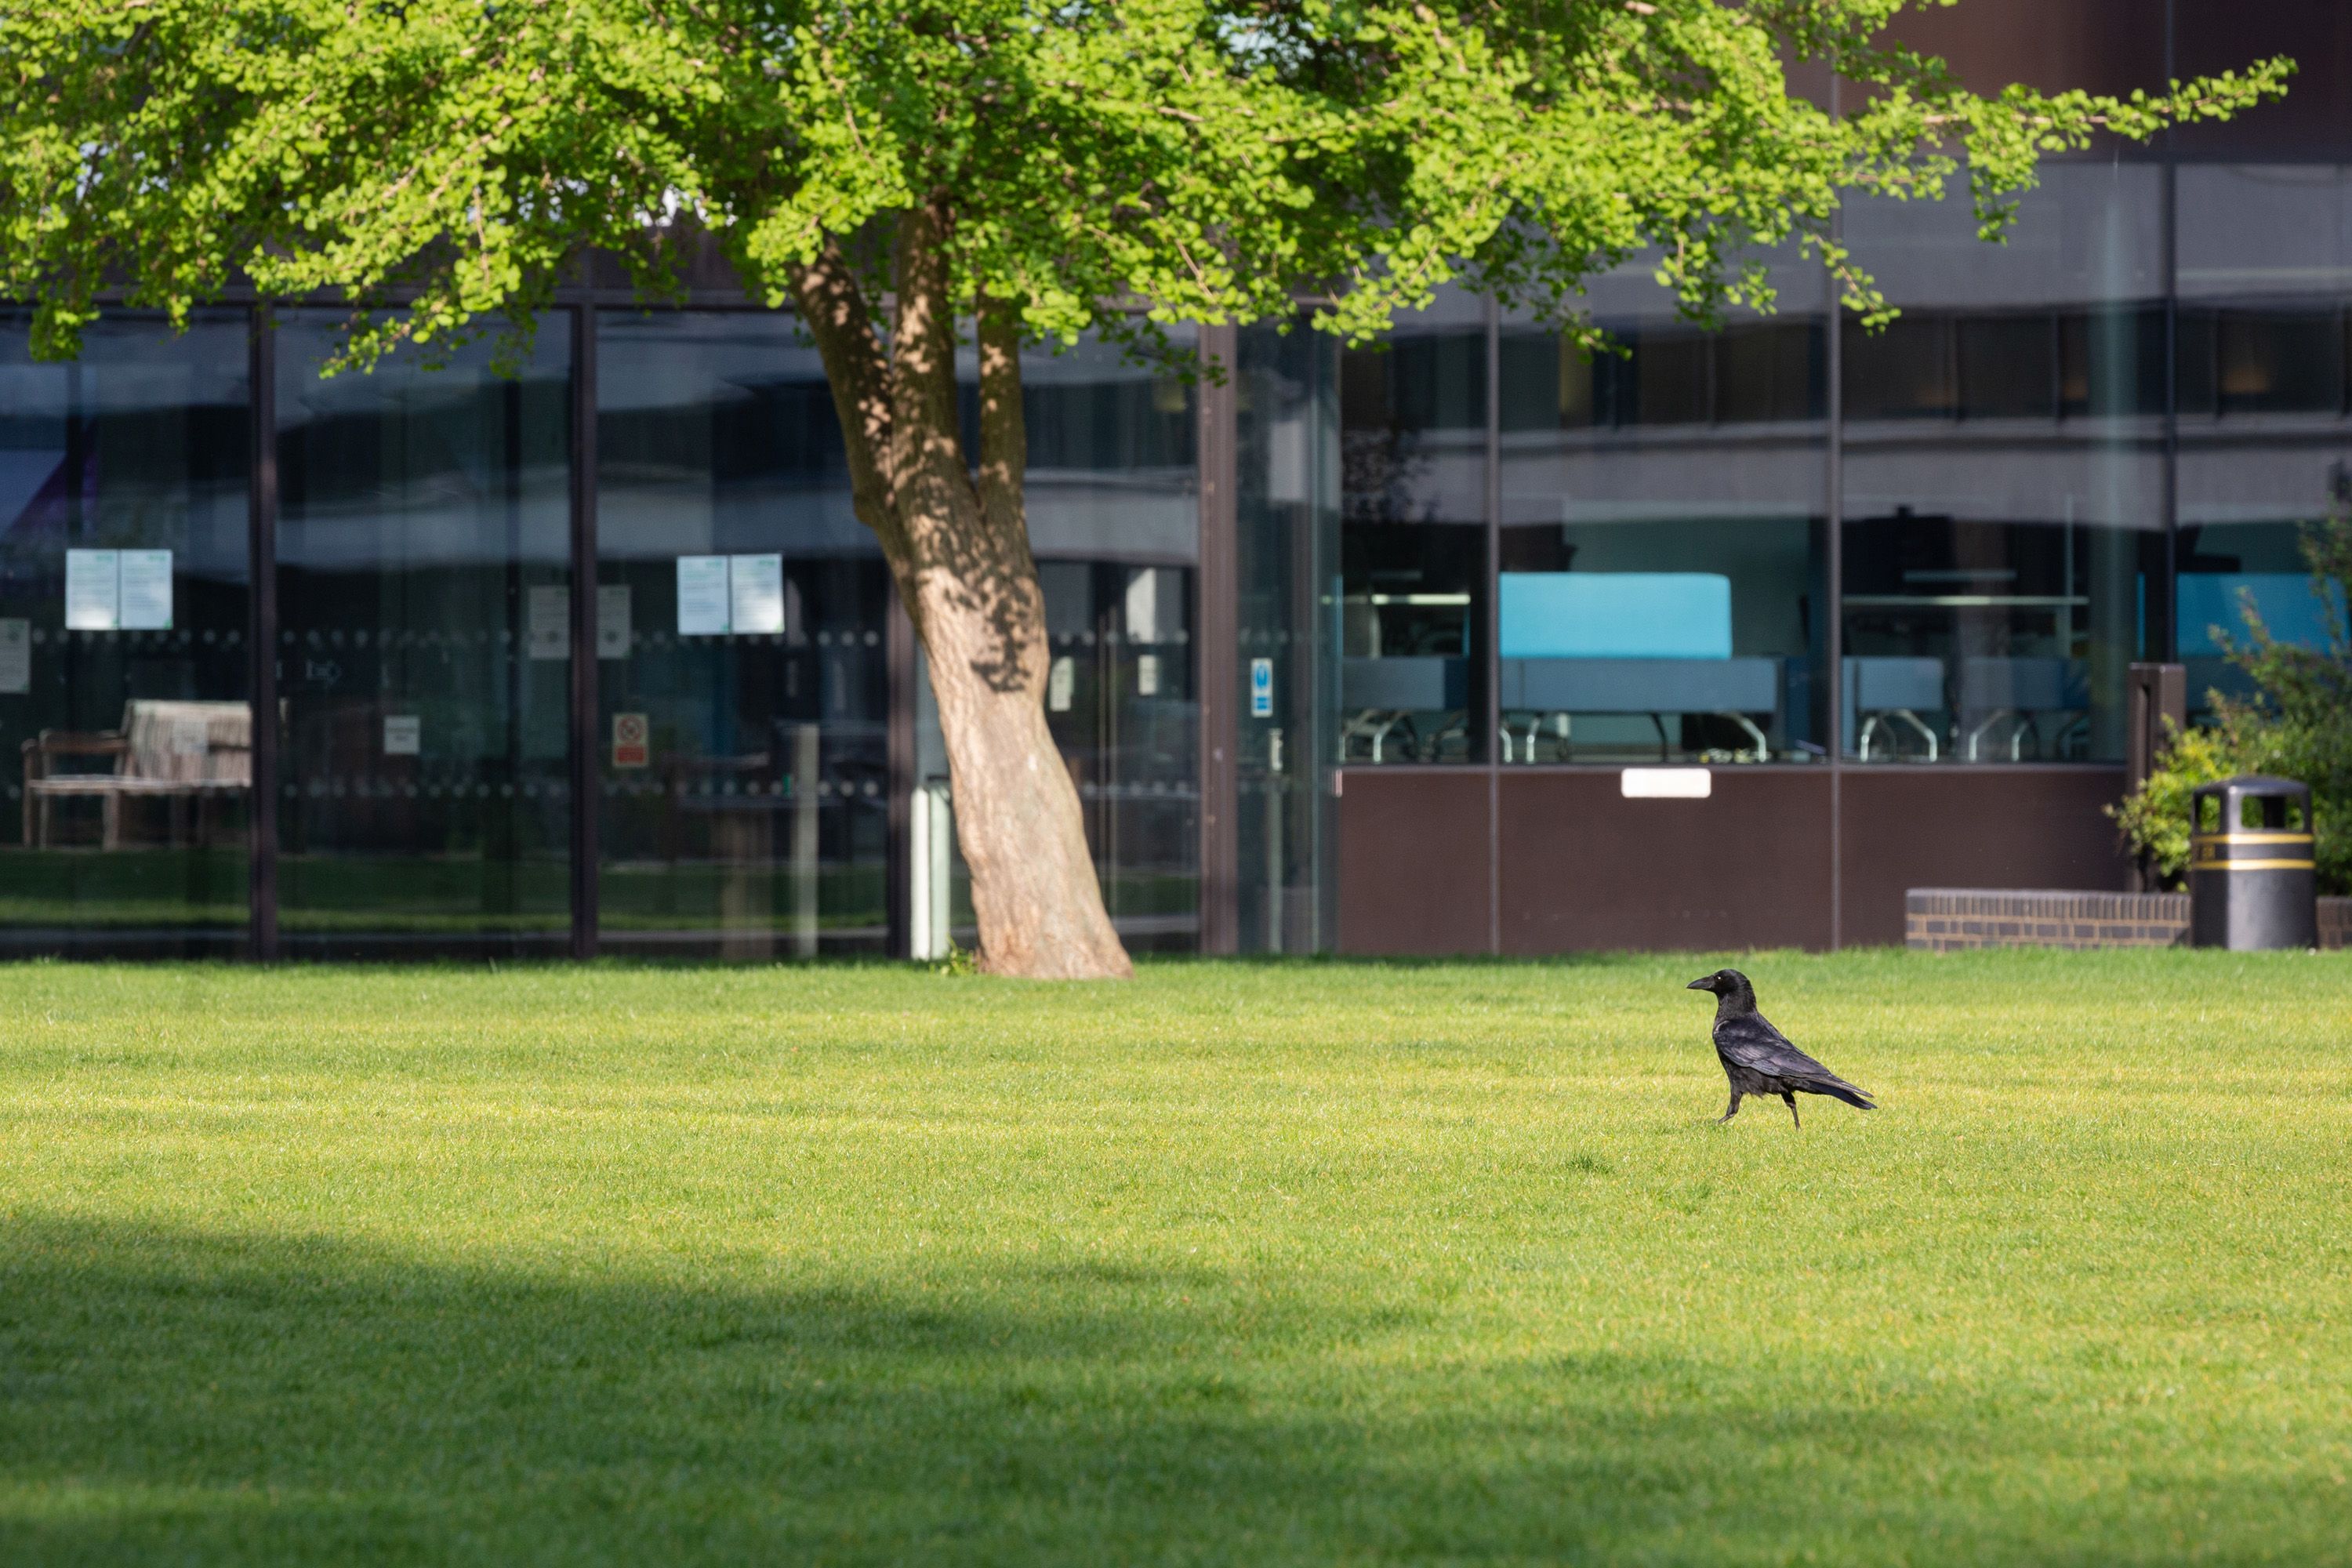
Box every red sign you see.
[612,712,650,770]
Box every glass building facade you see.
[5,2,2347,956]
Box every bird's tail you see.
[1806,1078,1875,1110]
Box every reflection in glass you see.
[1238,321,1337,951]
[1339,292,1486,763]
[2176,165,2352,720]
[0,312,252,951]
[1496,250,1828,764]
[1840,164,2163,762]
[1034,561,1197,949]
[275,314,571,951]
[597,312,887,956]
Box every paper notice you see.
[1048,655,1075,713]
[383,715,422,757]
[0,619,28,694]
[729,554,786,636]
[1137,653,1160,697]
[526,583,569,660]
[117,549,174,630]
[597,585,633,659]
[64,550,119,630]
[677,556,731,635]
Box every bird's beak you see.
[1686,977,1711,991]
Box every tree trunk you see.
[789,205,1132,979]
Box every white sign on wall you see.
[64,550,121,630]
[677,555,732,635]
[1621,767,1711,800]
[0,619,28,694]
[526,584,569,660]
[597,585,633,659]
[383,715,422,757]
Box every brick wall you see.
[1907,889,2351,951]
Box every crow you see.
[1686,968,1875,1127]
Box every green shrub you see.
[2114,513,2352,894]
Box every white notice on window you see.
[526,584,569,660]
[677,555,731,635]
[729,554,786,636]
[0,619,27,694]
[1137,652,1160,696]
[117,549,173,630]
[597,585,633,659]
[1048,655,1076,713]
[64,549,119,630]
[383,714,422,757]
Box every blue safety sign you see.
[1249,657,1274,717]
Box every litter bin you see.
[2190,775,2318,949]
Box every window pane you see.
[1957,315,2056,419]
[2176,164,2352,720]
[276,314,572,952]
[1338,289,1487,764]
[1842,165,2163,764]
[0,313,252,953]
[1238,320,1337,951]
[595,312,886,956]
[1494,251,1828,765]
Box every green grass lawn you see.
[2,951,2349,1566]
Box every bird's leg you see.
[1782,1092,1800,1130]
[1716,1091,1741,1123]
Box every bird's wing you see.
[1713,1011,1845,1083]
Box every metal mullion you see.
[2160,0,2181,664]
[567,303,600,959]
[1483,292,1501,956]
[1826,72,1845,953]
[247,303,280,961]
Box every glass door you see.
[593,312,890,957]
[274,315,572,953]
[0,313,252,954]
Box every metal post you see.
[247,304,280,962]
[1483,292,1502,955]
[1195,323,1240,954]
[2159,0,2180,664]
[568,303,600,960]
[1825,72,1846,953]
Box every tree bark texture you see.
[789,204,1133,979]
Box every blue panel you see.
[1501,657,1778,715]
[1497,572,1734,659]
[2177,573,2347,655]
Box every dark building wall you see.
[1334,764,2133,955]
[1839,766,2132,946]
[1496,770,1834,954]
[1333,770,1491,955]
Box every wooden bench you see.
[21,700,252,849]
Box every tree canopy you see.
[3,1,2290,362]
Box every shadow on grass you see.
[0,1214,2326,1566]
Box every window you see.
[0,312,252,953]
[1338,292,1488,764]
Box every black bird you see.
[1686,969,1875,1127]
